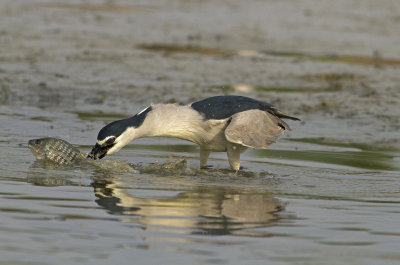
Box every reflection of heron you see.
[88,95,299,171]
[26,158,284,235]
[92,177,283,236]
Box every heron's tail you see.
[269,107,301,121]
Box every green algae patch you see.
[288,138,400,152]
[264,50,400,66]
[137,44,232,56]
[253,148,399,171]
[30,116,53,122]
[70,111,127,120]
[254,137,400,171]
[317,54,400,66]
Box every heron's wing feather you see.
[224,109,285,148]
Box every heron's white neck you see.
[134,104,208,145]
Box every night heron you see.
[88,95,300,171]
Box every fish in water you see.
[28,137,138,173]
[28,138,85,165]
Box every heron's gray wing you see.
[224,109,285,148]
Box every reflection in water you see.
[27,158,284,236]
[27,159,137,186]
[92,176,283,236]
[27,160,83,186]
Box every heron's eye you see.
[106,137,115,144]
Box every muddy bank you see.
[1,0,399,146]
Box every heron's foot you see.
[232,166,245,175]
[227,144,241,171]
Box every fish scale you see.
[28,138,85,165]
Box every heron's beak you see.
[87,143,112,160]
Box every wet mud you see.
[1,0,400,146]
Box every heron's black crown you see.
[97,106,152,141]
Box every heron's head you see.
[87,121,134,159]
[87,107,152,159]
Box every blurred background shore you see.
[1,0,399,146]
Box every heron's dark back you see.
[191,95,273,120]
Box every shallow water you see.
[1,104,399,265]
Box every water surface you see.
[1,104,399,265]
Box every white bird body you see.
[141,104,213,145]
[88,96,299,171]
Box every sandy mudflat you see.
[1,0,399,146]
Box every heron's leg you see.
[200,147,211,168]
[227,144,241,171]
